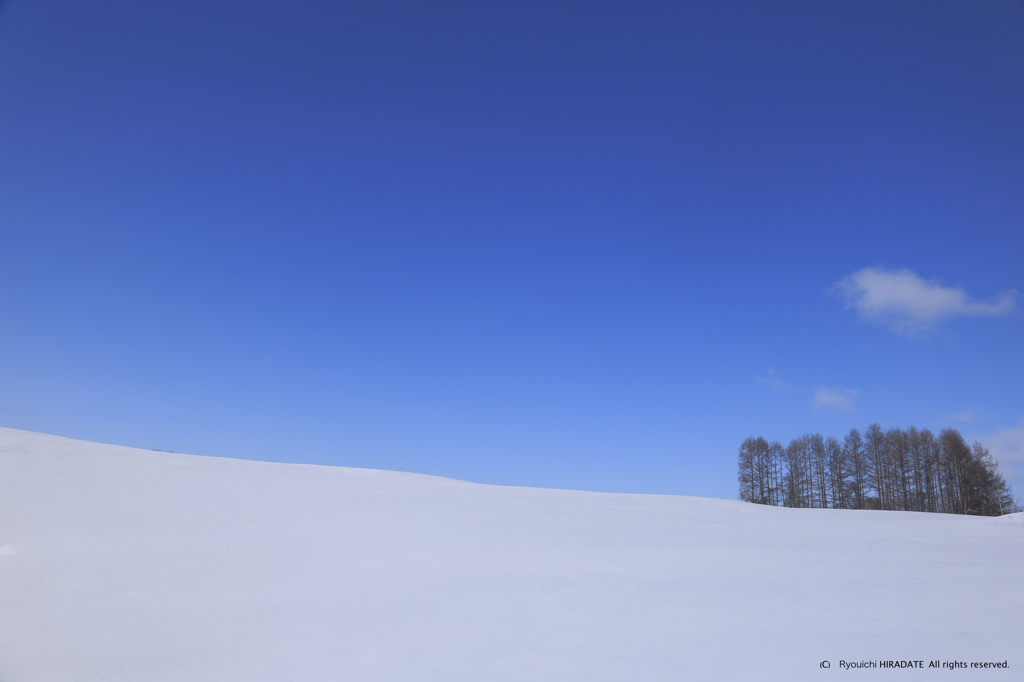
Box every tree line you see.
[737,425,1018,516]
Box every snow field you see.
[1,427,1021,681]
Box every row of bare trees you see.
[737,425,1017,516]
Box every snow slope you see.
[1,427,1021,681]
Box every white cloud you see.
[975,418,1024,482]
[754,368,791,391]
[832,267,1016,333]
[812,387,859,411]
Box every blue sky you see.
[2,0,1023,500]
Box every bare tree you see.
[907,427,927,512]
[769,440,784,506]
[825,436,847,509]
[887,428,911,511]
[809,433,828,509]
[844,428,866,510]
[864,423,888,510]
[737,437,756,503]
[737,425,1017,517]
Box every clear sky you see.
[2,0,1022,501]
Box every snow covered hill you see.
[1,427,1020,681]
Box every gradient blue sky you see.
[2,0,1023,500]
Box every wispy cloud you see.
[812,387,859,411]
[754,368,791,391]
[831,267,1016,333]
[975,418,1024,482]
[946,406,984,424]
